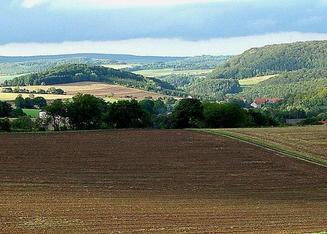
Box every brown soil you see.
[0,130,326,233]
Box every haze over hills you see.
[0,53,187,75]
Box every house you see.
[251,98,283,108]
[1,87,13,93]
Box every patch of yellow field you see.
[0,93,73,101]
[239,75,277,86]
[13,82,167,100]
[102,64,139,69]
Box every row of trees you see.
[1,95,278,132]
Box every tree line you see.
[1,94,278,132]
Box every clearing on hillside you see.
[0,130,326,233]
[238,75,277,86]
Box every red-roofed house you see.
[251,98,283,108]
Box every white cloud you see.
[20,0,251,9]
[1,32,327,56]
[21,0,47,8]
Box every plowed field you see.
[0,130,326,233]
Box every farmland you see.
[0,130,326,233]
[204,126,327,165]
[102,63,139,69]
[1,82,167,101]
[0,93,73,101]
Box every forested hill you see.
[128,55,230,71]
[3,64,176,94]
[210,40,327,79]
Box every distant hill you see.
[3,64,177,95]
[210,40,327,79]
[0,53,185,75]
[128,55,231,71]
[0,53,184,64]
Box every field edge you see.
[195,129,327,168]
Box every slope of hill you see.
[210,40,327,79]
[242,69,327,99]
[2,64,177,95]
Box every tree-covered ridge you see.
[186,78,241,101]
[128,55,230,71]
[210,40,327,79]
[242,69,327,99]
[3,64,177,94]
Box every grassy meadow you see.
[22,109,41,118]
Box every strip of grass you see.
[197,129,327,168]
[23,109,41,118]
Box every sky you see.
[1,0,327,56]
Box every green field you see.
[133,68,212,77]
[22,109,41,118]
[239,75,277,86]
[201,126,327,167]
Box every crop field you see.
[204,126,327,165]
[133,68,213,78]
[239,75,277,86]
[102,64,139,69]
[0,130,326,233]
[19,82,167,100]
[0,93,73,101]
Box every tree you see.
[15,95,25,109]
[0,118,11,132]
[0,101,13,117]
[203,103,247,128]
[172,98,203,128]
[105,100,150,128]
[33,97,47,108]
[66,94,107,130]
[46,99,67,131]
[11,116,34,131]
